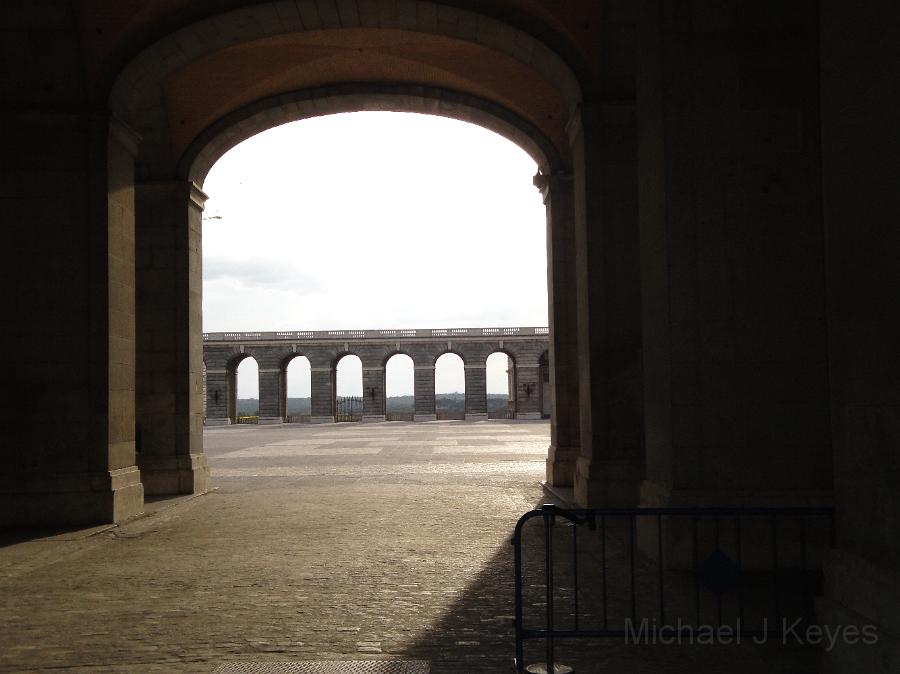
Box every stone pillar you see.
[309,366,335,423]
[633,1,831,512]
[361,366,386,422]
[464,364,488,421]
[817,3,900,670]
[0,112,144,525]
[257,368,283,424]
[536,172,580,486]
[203,366,230,425]
[134,180,209,494]
[414,364,437,421]
[515,364,542,420]
[571,101,645,507]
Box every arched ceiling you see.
[162,29,569,164]
[73,1,635,178]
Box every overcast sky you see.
[202,112,547,398]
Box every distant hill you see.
[236,394,510,416]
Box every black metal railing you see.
[386,411,415,422]
[436,410,466,420]
[512,504,835,673]
[488,409,516,419]
[336,396,363,422]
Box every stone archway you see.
[115,1,587,504]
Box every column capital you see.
[135,179,208,210]
[533,170,573,204]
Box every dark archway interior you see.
[2,2,899,672]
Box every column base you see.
[0,466,144,527]
[465,413,489,421]
[546,444,578,487]
[309,416,335,424]
[574,456,643,507]
[258,416,283,425]
[138,453,210,495]
[818,549,900,673]
[204,417,231,426]
[414,413,437,422]
[516,412,543,420]
[361,415,386,423]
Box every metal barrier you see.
[336,396,363,422]
[512,504,835,673]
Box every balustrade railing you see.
[203,326,549,342]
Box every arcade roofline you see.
[203,326,549,342]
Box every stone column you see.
[464,364,488,421]
[536,171,580,486]
[361,366,386,422]
[309,366,335,423]
[515,364,542,419]
[203,366,230,425]
[414,364,437,421]
[571,101,645,507]
[134,180,209,494]
[0,112,144,525]
[257,368,283,424]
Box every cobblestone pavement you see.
[0,421,819,673]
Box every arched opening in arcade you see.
[486,351,515,419]
[385,353,415,422]
[284,355,312,422]
[233,356,259,423]
[334,354,363,422]
[434,352,466,421]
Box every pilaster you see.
[362,366,386,422]
[134,179,209,494]
[570,100,645,507]
[536,170,580,486]
[413,364,437,421]
[309,366,335,423]
[464,364,488,421]
[257,367,283,424]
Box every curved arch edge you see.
[179,83,569,184]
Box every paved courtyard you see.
[0,421,551,673]
[0,421,820,673]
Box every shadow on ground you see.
[398,495,822,674]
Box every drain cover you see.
[213,662,429,674]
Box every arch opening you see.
[486,351,516,420]
[285,355,312,423]
[435,352,466,421]
[334,354,363,422]
[385,353,415,422]
[233,356,259,423]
